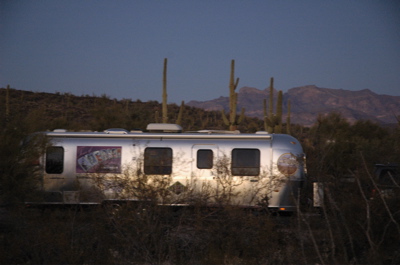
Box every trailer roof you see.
[43,123,275,140]
[44,130,272,140]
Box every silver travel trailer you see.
[30,123,306,213]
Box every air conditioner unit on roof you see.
[146,123,182,133]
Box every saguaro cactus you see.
[221,60,245,131]
[158,58,185,126]
[263,98,268,132]
[269,77,274,121]
[264,78,278,132]
[263,77,284,133]
[162,58,168,123]
[276,91,283,133]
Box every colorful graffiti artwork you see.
[76,146,122,173]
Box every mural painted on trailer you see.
[77,146,122,173]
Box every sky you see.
[1,0,400,104]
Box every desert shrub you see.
[2,88,400,264]
[0,127,46,205]
[0,207,115,264]
[298,113,400,264]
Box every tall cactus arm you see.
[162,58,168,123]
[237,107,246,125]
[221,110,230,126]
[269,77,274,118]
[275,90,283,133]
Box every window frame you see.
[144,147,173,175]
[197,149,214,169]
[231,148,260,176]
[45,146,64,174]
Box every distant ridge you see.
[188,85,400,126]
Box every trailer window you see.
[231,149,260,176]
[197,149,213,169]
[46,147,64,174]
[144,148,172,175]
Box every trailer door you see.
[191,145,219,202]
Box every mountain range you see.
[187,85,400,126]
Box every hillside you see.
[1,87,400,264]
[188,85,400,126]
[2,86,399,132]
[0,88,264,133]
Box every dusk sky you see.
[1,0,400,104]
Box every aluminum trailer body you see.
[29,124,306,213]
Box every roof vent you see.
[146,123,182,133]
[53,129,67,133]
[104,128,128,134]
